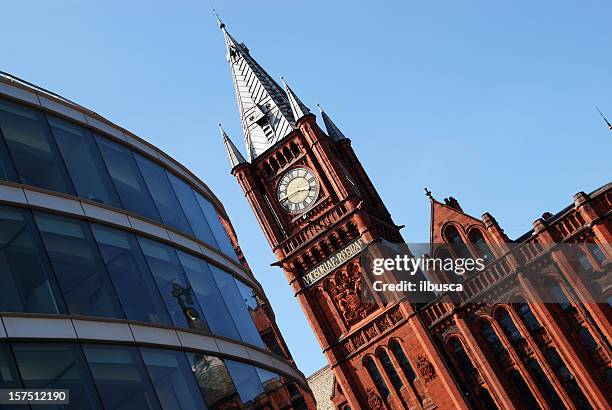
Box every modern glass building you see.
[0,72,312,410]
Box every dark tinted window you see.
[515,303,540,331]
[140,347,208,410]
[138,237,208,331]
[13,343,103,409]
[95,136,160,221]
[0,99,74,194]
[83,345,161,410]
[168,173,217,247]
[177,251,241,340]
[186,352,241,410]
[92,224,170,325]
[34,212,124,319]
[364,356,389,399]
[195,193,238,260]
[376,349,403,390]
[0,343,22,390]
[48,115,121,207]
[479,321,504,353]
[0,205,65,314]
[135,154,192,234]
[496,309,522,342]
[225,360,265,404]
[255,367,281,394]
[389,340,416,381]
[0,121,18,181]
[210,265,265,348]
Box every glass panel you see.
[138,237,208,331]
[0,122,18,182]
[48,115,121,207]
[33,212,124,319]
[587,243,606,264]
[185,352,241,410]
[479,322,504,353]
[364,357,389,399]
[0,205,64,314]
[12,343,102,409]
[515,303,541,330]
[134,154,192,235]
[377,349,403,390]
[91,224,170,325]
[545,348,592,410]
[255,367,281,394]
[0,99,74,194]
[95,136,160,221]
[140,347,208,410]
[496,309,522,342]
[0,343,22,389]
[225,360,265,405]
[167,173,217,247]
[508,370,540,409]
[210,265,265,348]
[389,340,416,382]
[549,284,571,311]
[177,251,240,340]
[448,338,474,371]
[83,345,161,410]
[526,358,564,409]
[194,193,238,260]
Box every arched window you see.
[587,243,606,265]
[364,356,390,399]
[448,338,475,372]
[526,358,564,408]
[508,370,540,409]
[389,340,416,382]
[577,328,598,350]
[495,309,522,342]
[514,302,541,331]
[545,348,592,409]
[478,321,504,353]
[444,225,472,259]
[468,229,494,262]
[376,349,403,390]
[478,388,499,410]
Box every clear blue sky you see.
[2,0,610,376]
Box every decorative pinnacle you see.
[219,123,247,168]
[280,76,311,122]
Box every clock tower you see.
[218,20,468,409]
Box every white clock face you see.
[276,167,319,213]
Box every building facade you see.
[0,72,314,409]
[217,20,611,410]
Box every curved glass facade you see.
[0,79,310,410]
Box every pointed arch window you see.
[495,309,522,342]
[468,229,494,262]
[577,328,598,350]
[376,349,403,390]
[389,340,416,382]
[364,356,390,399]
[444,226,472,259]
[447,338,475,372]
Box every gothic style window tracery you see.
[376,348,403,390]
[364,356,390,399]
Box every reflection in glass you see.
[0,343,22,390]
[0,205,64,314]
[91,224,170,325]
[225,360,266,405]
[140,347,209,410]
[168,173,217,247]
[0,99,74,194]
[13,343,103,409]
[210,265,265,349]
[186,352,241,410]
[135,154,193,235]
[255,367,281,394]
[194,193,238,260]
[0,121,18,182]
[177,251,241,340]
[48,115,121,207]
[95,136,161,222]
[138,237,208,331]
[34,212,124,319]
[83,345,161,410]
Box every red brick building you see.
[216,19,611,409]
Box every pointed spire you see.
[596,107,612,131]
[281,77,311,122]
[219,123,247,169]
[317,104,347,142]
[218,22,296,161]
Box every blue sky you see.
[2,0,610,375]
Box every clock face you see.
[276,167,319,213]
